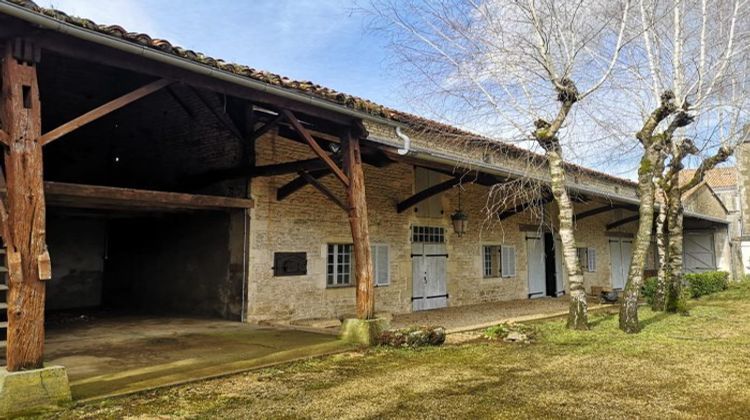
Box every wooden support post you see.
[341,128,374,320]
[1,41,47,371]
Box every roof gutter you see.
[0,1,407,129]
[0,3,726,226]
[368,134,729,225]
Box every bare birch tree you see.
[616,0,750,331]
[366,0,631,329]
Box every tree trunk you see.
[619,150,658,333]
[1,42,48,371]
[652,192,669,311]
[664,186,685,313]
[546,147,588,330]
[341,130,375,320]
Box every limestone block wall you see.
[246,131,640,322]
[736,141,750,237]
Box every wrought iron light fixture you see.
[451,188,468,236]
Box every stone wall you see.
[246,131,639,322]
[736,141,750,237]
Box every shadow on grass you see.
[639,311,671,330]
[588,312,616,328]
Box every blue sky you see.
[40,0,404,109]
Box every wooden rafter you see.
[0,128,8,146]
[397,176,463,213]
[39,78,173,146]
[166,86,196,120]
[498,192,554,221]
[189,87,244,141]
[252,158,330,177]
[252,113,284,141]
[298,170,347,211]
[281,109,349,187]
[575,204,637,221]
[277,169,331,201]
[607,215,640,230]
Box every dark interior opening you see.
[44,209,245,325]
[29,49,251,328]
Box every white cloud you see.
[38,0,175,43]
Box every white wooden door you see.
[554,238,565,296]
[622,240,633,279]
[526,235,546,298]
[609,239,632,290]
[684,233,716,273]
[411,242,448,311]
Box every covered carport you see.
[0,2,375,410]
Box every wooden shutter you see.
[587,248,596,272]
[501,245,516,277]
[372,244,390,286]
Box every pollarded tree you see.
[615,0,750,331]
[367,0,631,329]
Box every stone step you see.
[0,340,5,348]
[0,284,6,291]
[0,322,6,329]
[0,303,6,310]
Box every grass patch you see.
[34,282,750,419]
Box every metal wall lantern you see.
[451,188,468,236]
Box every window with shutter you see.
[371,244,390,286]
[587,248,596,272]
[482,245,502,278]
[501,245,516,277]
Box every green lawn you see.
[36,283,750,419]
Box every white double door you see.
[609,238,633,290]
[411,242,448,311]
[526,234,564,298]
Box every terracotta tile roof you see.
[4,0,636,188]
[680,167,737,189]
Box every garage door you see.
[684,232,716,273]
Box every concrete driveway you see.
[42,316,353,400]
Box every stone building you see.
[683,141,750,278]
[0,0,733,373]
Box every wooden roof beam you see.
[575,203,638,221]
[39,78,173,146]
[397,176,463,213]
[277,169,331,201]
[33,181,254,211]
[189,86,245,141]
[298,170,347,211]
[282,109,350,187]
[607,214,640,230]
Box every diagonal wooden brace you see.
[281,109,350,187]
[39,78,173,146]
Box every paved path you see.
[392,297,615,333]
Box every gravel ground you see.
[391,297,577,331]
